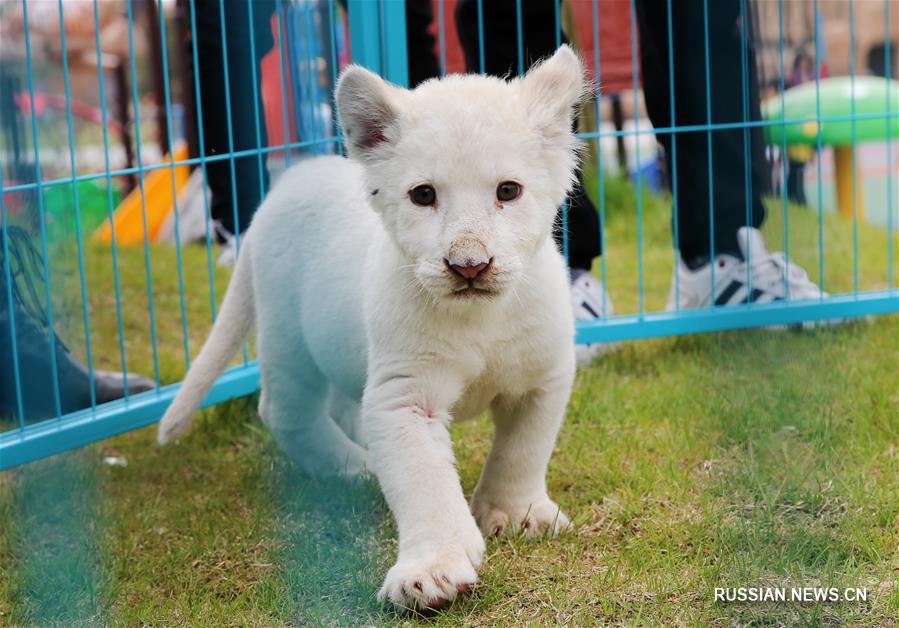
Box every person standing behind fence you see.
[184,0,275,266]
[454,0,830,365]
[0,227,154,421]
[784,49,816,206]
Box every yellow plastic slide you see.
[94,142,190,246]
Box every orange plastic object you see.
[94,142,190,246]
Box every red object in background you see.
[258,0,638,147]
[261,14,296,150]
[431,0,637,93]
[569,0,636,93]
[13,92,125,135]
[431,0,465,74]
[261,10,352,151]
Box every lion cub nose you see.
[446,259,492,280]
[446,235,492,280]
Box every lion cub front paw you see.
[471,493,571,538]
[378,533,485,612]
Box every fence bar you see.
[92,0,131,398]
[125,0,162,388]
[157,1,192,370]
[554,0,561,48]
[576,291,899,345]
[849,0,859,295]
[438,0,446,77]
[5,111,897,197]
[348,0,409,87]
[21,0,63,418]
[514,0,524,76]
[216,0,242,260]
[777,0,790,300]
[303,5,320,155]
[57,0,97,411]
[476,0,485,74]
[276,0,294,167]
[215,0,250,367]
[887,0,895,289]
[5,285,896,471]
[0,365,260,471]
[813,0,826,295]
[328,0,344,154]
[1,137,344,195]
[289,8,310,158]
[0,169,25,427]
[739,0,753,300]
[558,0,567,267]
[592,0,609,318]
[701,0,716,303]
[187,0,221,324]
[629,0,644,314]
[246,1,267,204]
[382,0,409,86]
[666,0,680,311]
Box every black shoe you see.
[0,226,154,422]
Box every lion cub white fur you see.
[158,46,587,611]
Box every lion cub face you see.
[337,46,587,302]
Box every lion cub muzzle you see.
[444,235,494,282]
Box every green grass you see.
[1,183,897,625]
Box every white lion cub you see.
[157,46,587,611]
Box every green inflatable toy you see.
[763,76,899,219]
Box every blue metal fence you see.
[0,0,896,470]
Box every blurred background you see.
[1,0,895,238]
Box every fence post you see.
[347,0,409,87]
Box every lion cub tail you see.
[157,235,256,445]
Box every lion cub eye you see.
[409,184,437,206]
[496,181,522,202]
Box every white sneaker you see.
[666,227,836,328]
[570,270,617,366]
[216,238,237,268]
[214,222,238,268]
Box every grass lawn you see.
[0,182,897,625]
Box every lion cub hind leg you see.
[327,387,364,446]
[263,376,369,478]
[258,350,368,478]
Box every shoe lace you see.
[0,225,66,347]
[744,250,813,290]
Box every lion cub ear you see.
[336,65,404,161]
[518,45,590,144]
